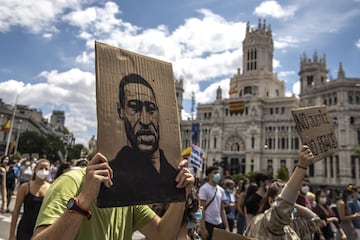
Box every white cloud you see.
[292,81,300,96]
[0,68,96,145]
[356,39,360,48]
[0,0,85,35]
[196,78,230,104]
[254,1,298,19]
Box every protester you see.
[19,159,34,185]
[32,153,194,240]
[1,156,17,212]
[244,172,271,226]
[223,177,236,232]
[0,156,9,213]
[337,187,359,240]
[245,145,321,240]
[235,178,249,234]
[9,158,51,240]
[199,166,229,240]
[176,188,202,240]
[296,175,312,208]
[312,189,347,240]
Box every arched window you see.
[231,143,240,151]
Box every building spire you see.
[337,62,345,79]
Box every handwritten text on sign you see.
[292,106,338,162]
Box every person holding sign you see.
[32,153,194,240]
[245,145,321,240]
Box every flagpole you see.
[5,94,18,156]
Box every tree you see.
[18,131,65,162]
[67,144,85,161]
[276,166,289,181]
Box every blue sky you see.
[0,0,359,145]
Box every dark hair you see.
[118,73,157,108]
[255,172,271,186]
[258,179,285,213]
[315,189,325,203]
[183,189,200,225]
[341,188,354,213]
[54,162,71,180]
[205,166,219,176]
[242,183,258,214]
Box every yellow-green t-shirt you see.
[35,168,156,240]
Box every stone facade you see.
[179,19,360,189]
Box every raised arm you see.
[32,153,113,240]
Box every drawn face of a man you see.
[122,83,160,154]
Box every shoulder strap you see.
[27,181,31,195]
[204,186,218,211]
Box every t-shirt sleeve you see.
[35,169,85,229]
[198,185,208,201]
[133,205,156,231]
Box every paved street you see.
[0,194,16,240]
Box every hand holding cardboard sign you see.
[298,145,315,169]
[176,159,194,198]
[78,153,113,209]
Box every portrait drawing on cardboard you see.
[95,42,185,207]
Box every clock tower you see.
[242,19,273,75]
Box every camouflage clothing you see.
[245,185,320,240]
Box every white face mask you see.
[301,185,310,194]
[36,169,49,180]
[319,197,327,205]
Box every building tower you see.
[298,51,328,106]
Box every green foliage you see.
[11,152,22,160]
[276,166,289,181]
[353,145,360,157]
[67,144,85,161]
[245,171,257,183]
[18,131,65,162]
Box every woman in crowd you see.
[235,178,249,234]
[176,188,202,240]
[0,156,9,213]
[9,158,51,240]
[245,145,321,240]
[336,187,359,240]
[243,183,258,227]
[312,189,347,240]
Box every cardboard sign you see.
[189,144,203,174]
[292,105,338,162]
[213,228,255,240]
[95,41,185,207]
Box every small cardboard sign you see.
[291,105,338,162]
[95,41,185,207]
[189,145,203,174]
[212,228,255,240]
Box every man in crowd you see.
[244,172,271,225]
[32,153,194,240]
[199,166,229,240]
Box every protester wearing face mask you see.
[19,159,34,185]
[176,188,203,240]
[337,187,360,240]
[312,189,346,240]
[199,166,229,240]
[9,158,50,240]
[296,176,312,209]
[223,177,236,232]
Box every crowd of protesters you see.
[3,146,360,239]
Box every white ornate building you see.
[178,19,360,189]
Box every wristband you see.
[297,165,307,170]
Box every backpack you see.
[6,166,17,189]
